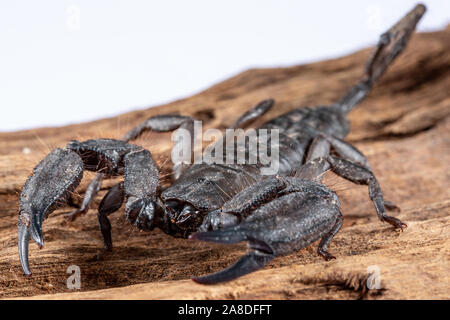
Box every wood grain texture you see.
[1,26,449,300]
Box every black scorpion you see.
[18,4,426,284]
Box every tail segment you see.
[338,4,426,114]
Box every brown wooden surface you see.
[1,26,449,299]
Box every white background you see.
[1,0,449,131]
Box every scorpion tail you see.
[337,3,426,114]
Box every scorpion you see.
[18,4,426,284]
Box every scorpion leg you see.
[96,182,124,260]
[122,114,195,180]
[317,212,343,261]
[320,134,370,169]
[230,99,274,129]
[337,4,426,113]
[122,114,194,142]
[65,173,104,222]
[326,155,406,230]
[301,135,400,211]
[323,134,400,211]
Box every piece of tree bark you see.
[0,26,449,299]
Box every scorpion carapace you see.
[18,4,426,284]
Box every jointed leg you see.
[326,155,406,230]
[320,134,370,169]
[324,134,400,210]
[300,135,402,228]
[96,182,125,259]
[230,99,274,129]
[65,173,104,222]
[122,114,195,179]
[122,114,195,142]
[192,251,274,284]
[318,212,343,261]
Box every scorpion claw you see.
[382,216,407,231]
[192,251,273,285]
[30,223,44,249]
[91,247,113,261]
[18,223,32,276]
[17,148,84,275]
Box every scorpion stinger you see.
[337,3,426,114]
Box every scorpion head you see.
[124,197,202,235]
[164,199,203,233]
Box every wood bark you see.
[1,26,449,299]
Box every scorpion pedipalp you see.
[18,148,84,275]
[17,139,165,273]
[191,177,342,284]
